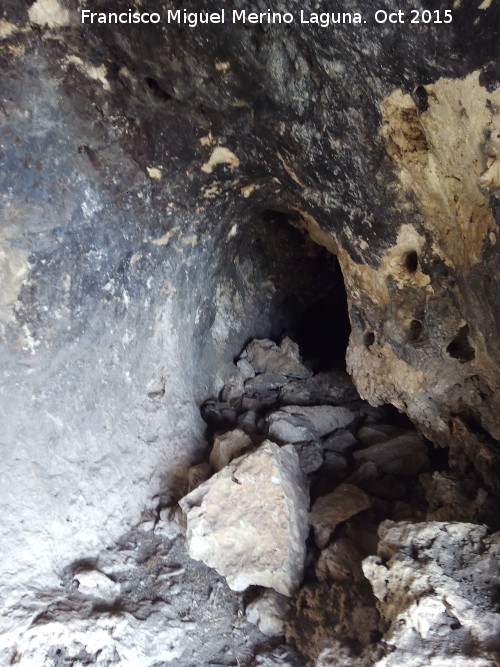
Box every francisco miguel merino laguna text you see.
[81,9,364,27]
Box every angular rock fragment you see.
[357,423,405,446]
[246,589,290,636]
[236,358,255,379]
[241,338,312,379]
[321,451,348,474]
[220,372,245,408]
[323,429,358,453]
[310,483,372,548]
[353,433,429,476]
[356,425,390,446]
[200,399,238,428]
[267,410,319,444]
[179,440,309,595]
[280,405,355,436]
[209,429,253,472]
[237,409,260,434]
[316,537,365,583]
[279,371,358,406]
[244,372,288,394]
[295,440,324,475]
[74,570,120,604]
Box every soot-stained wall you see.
[0,0,499,653]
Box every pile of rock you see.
[177,337,499,665]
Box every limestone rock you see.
[237,410,260,434]
[310,483,373,548]
[74,570,120,604]
[266,410,319,444]
[209,429,253,472]
[241,338,312,379]
[353,433,430,476]
[237,358,255,379]
[246,590,290,636]
[179,440,309,595]
[323,430,358,453]
[280,405,355,436]
[279,371,358,406]
[295,440,324,475]
[245,372,288,394]
[321,451,348,474]
[316,538,365,583]
[363,521,500,667]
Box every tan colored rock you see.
[310,483,372,548]
[187,462,212,492]
[209,429,253,472]
[246,589,290,636]
[241,338,311,378]
[179,440,309,595]
[316,537,365,583]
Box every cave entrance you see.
[245,209,351,372]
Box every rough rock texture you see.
[242,338,312,379]
[246,590,290,637]
[353,433,430,476]
[310,483,373,548]
[1,0,499,662]
[363,521,500,667]
[179,441,309,595]
[209,428,253,472]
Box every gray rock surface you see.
[267,409,319,444]
[363,521,500,667]
[323,430,358,453]
[354,433,430,476]
[180,440,309,595]
[295,441,324,475]
[280,405,355,437]
[310,483,373,548]
[241,338,311,379]
[279,371,358,406]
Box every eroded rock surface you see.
[180,440,309,595]
[363,521,500,667]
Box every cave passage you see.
[234,210,351,373]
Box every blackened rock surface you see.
[280,371,359,406]
[1,0,499,661]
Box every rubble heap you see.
[178,336,500,666]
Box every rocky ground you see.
[6,336,499,667]
[171,337,500,666]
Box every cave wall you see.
[0,0,499,657]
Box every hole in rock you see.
[447,324,475,362]
[364,331,375,348]
[404,250,419,272]
[407,319,423,342]
[218,209,352,375]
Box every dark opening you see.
[447,324,475,362]
[364,331,375,348]
[256,211,351,372]
[404,250,419,273]
[144,77,172,102]
[407,319,423,343]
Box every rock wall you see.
[0,0,499,663]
